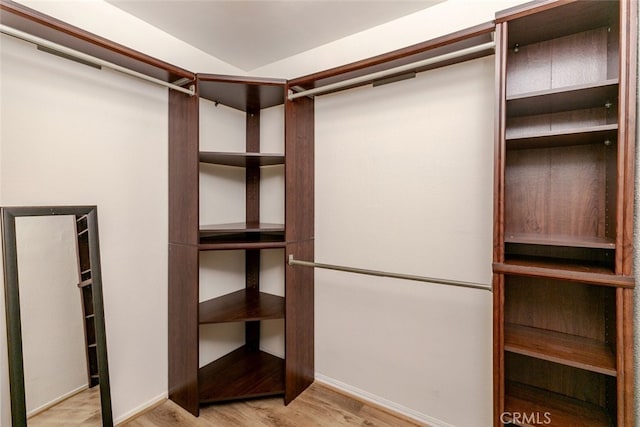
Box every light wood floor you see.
[28,386,102,426]
[123,383,426,427]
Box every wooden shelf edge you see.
[505,382,614,427]
[199,289,285,324]
[506,78,619,102]
[198,346,284,403]
[199,152,284,167]
[504,233,615,249]
[504,324,616,376]
[506,123,618,145]
[492,262,634,288]
[198,241,286,251]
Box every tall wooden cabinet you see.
[168,75,314,416]
[492,0,636,425]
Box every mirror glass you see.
[2,207,112,427]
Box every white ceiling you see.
[106,1,444,71]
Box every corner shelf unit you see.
[493,1,636,426]
[168,75,314,416]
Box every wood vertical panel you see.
[246,108,260,224]
[617,288,635,426]
[168,88,200,415]
[493,22,507,427]
[169,89,199,245]
[620,0,637,276]
[168,243,199,416]
[284,240,314,404]
[246,108,261,350]
[284,93,314,403]
[494,22,507,264]
[493,274,505,427]
[285,95,314,242]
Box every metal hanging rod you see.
[0,24,195,96]
[288,255,492,292]
[288,40,495,101]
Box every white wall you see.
[15,215,87,416]
[0,33,169,424]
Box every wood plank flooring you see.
[123,383,426,427]
[28,386,102,426]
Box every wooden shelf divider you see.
[199,289,285,324]
[505,323,616,376]
[504,233,616,250]
[505,382,614,427]
[198,346,284,403]
[506,124,618,149]
[199,152,284,167]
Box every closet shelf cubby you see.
[493,261,634,288]
[505,381,614,427]
[504,323,616,376]
[199,222,285,247]
[198,346,284,403]
[506,79,619,118]
[504,233,615,250]
[199,151,285,167]
[199,289,285,324]
[505,124,618,149]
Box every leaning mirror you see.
[2,206,112,426]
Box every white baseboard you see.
[27,384,88,418]
[114,392,167,425]
[314,374,455,427]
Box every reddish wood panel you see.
[504,143,613,241]
[285,239,314,404]
[169,90,199,245]
[285,95,314,243]
[199,152,284,167]
[168,243,199,416]
[505,276,611,341]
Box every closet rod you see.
[0,24,195,96]
[288,40,495,100]
[288,255,492,292]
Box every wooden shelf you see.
[199,346,284,403]
[504,233,615,250]
[505,324,616,376]
[505,382,614,427]
[199,152,284,167]
[199,222,285,247]
[498,1,615,48]
[506,124,618,149]
[507,79,619,117]
[493,260,634,288]
[199,289,284,324]
[197,74,285,111]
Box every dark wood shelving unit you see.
[493,1,636,425]
[198,346,284,403]
[199,289,285,324]
[169,74,314,416]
